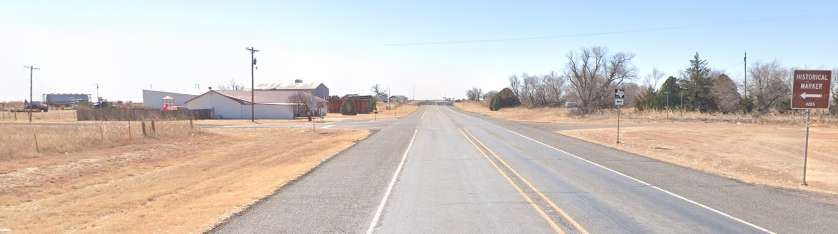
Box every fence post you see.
[100,123,105,141]
[128,120,132,140]
[141,121,147,137]
[33,133,40,153]
[151,120,157,137]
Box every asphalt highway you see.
[210,105,838,234]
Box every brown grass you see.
[0,127,368,233]
[0,110,78,122]
[455,101,838,127]
[0,121,196,161]
[560,123,838,195]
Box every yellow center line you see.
[459,128,565,234]
[463,128,590,234]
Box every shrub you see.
[489,88,520,111]
[340,100,356,115]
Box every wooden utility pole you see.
[744,51,748,97]
[24,65,40,123]
[246,47,260,122]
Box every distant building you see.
[44,93,90,107]
[389,95,409,104]
[184,90,326,119]
[142,90,197,110]
[256,79,329,99]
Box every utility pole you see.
[96,83,100,104]
[24,65,40,123]
[246,46,260,122]
[744,51,748,97]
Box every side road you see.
[209,111,420,233]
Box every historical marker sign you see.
[792,70,832,109]
[614,88,625,106]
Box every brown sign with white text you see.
[791,70,832,109]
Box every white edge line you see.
[366,129,418,234]
[321,124,334,129]
[505,129,776,234]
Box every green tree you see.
[678,53,716,112]
[656,76,681,110]
[633,86,656,111]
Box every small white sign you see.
[614,89,625,106]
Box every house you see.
[143,90,197,110]
[184,90,326,119]
[256,79,329,99]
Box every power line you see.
[382,15,795,47]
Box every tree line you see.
[470,46,838,115]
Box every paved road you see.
[211,105,838,233]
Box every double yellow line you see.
[459,128,588,234]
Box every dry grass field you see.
[195,102,417,126]
[0,110,78,123]
[455,101,838,194]
[0,120,194,160]
[561,123,838,195]
[0,124,368,233]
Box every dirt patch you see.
[0,127,368,233]
[559,122,838,195]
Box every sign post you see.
[614,88,625,144]
[791,70,832,186]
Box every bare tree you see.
[749,61,790,113]
[644,68,665,89]
[521,74,539,106]
[565,47,636,113]
[291,91,325,121]
[371,84,387,102]
[217,79,245,90]
[543,72,565,106]
[508,75,521,98]
[466,87,483,101]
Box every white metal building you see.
[142,90,197,110]
[184,90,326,119]
[256,79,329,99]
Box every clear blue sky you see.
[1,0,835,101]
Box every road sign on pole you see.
[791,70,832,109]
[791,70,832,186]
[614,88,624,144]
[614,88,625,106]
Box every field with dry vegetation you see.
[0,121,368,233]
[455,101,838,194]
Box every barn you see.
[184,90,326,119]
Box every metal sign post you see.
[791,70,832,186]
[614,88,625,144]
